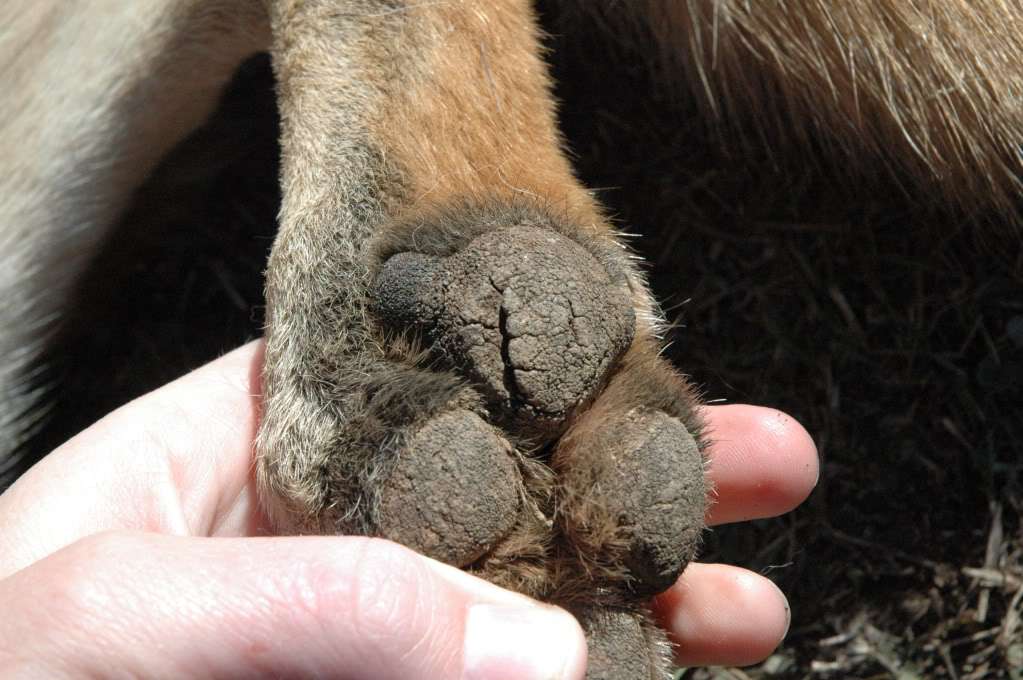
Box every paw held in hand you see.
[272,210,709,679]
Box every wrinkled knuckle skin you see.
[343,539,437,658]
[34,532,147,624]
[64,530,146,579]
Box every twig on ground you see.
[975,501,1005,622]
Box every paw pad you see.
[372,226,635,437]
[377,409,522,566]
[556,410,706,596]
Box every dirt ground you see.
[13,8,1023,679]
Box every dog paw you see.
[260,204,708,679]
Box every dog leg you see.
[258,2,708,675]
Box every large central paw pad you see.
[372,226,635,436]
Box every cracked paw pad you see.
[371,225,635,436]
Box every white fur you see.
[0,1,267,457]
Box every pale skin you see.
[0,341,818,677]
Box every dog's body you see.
[3,1,1020,676]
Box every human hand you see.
[0,340,817,678]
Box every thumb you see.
[0,531,587,679]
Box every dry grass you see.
[14,9,1023,679]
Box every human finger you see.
[702,404,818,526]
[652,562,790,668]
[0,531,587,680]
[0,341,266,577]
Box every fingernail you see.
[463,604,584,680]
[769,580,791,640]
